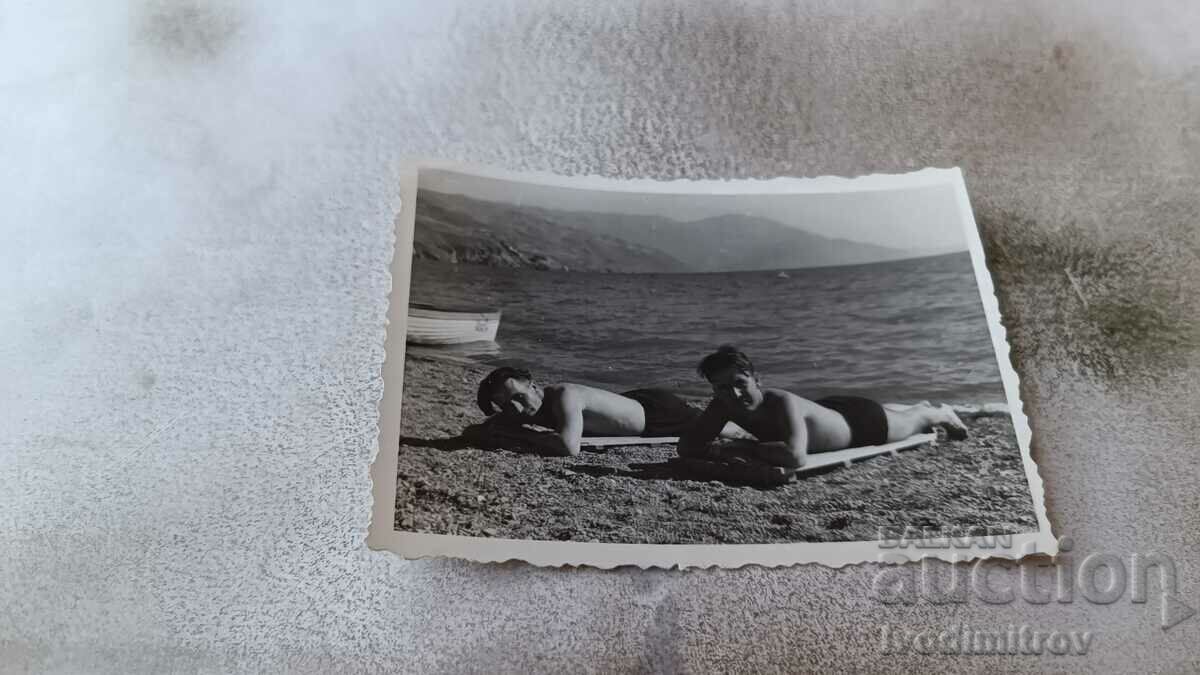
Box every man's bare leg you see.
[882,400,931,412]
[883,403,968,441]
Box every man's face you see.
[491,377,543,419]
[708,366,763,411]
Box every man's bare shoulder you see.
[762,388,817,412]
[553,382,607,395]
[551,382,624,406]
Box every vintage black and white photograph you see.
[370,163,1054,567]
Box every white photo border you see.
[366,160,1057,569]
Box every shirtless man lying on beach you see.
[678,345,969,469]
[466,366,707,456]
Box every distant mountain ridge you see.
[414,190,916,273]
[557,211,915,271]
[413,191,690,273]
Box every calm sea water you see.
[408,252,1008,404]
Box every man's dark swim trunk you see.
[620,389,701,436]
[814,396,889,447]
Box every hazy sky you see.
[420,169,970,253]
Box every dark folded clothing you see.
[620,388,701,436]
[815,395,889,447]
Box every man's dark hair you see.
[697,345,756,380]
[476,366,532,415]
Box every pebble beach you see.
[394,354,1040,545]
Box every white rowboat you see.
[406,303,501,346]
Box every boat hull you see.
[406,305,501,345]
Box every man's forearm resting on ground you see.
[745,441,806,468]
[462,422,579,456]
[499,426,579,456]
[684,437,807,468]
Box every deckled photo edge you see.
[366,164,417,552]
[953,173,1058,556]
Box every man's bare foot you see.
[936,404,969,440]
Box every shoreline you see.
[404,346,1011,412]
[394,353,1038,545]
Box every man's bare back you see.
[471,367,702,456]
[531,384,648,436]
[722,388,857,452]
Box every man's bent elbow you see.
[557,438,582,457]
[780,448,807,469]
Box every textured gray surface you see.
[3,0,1199,672]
